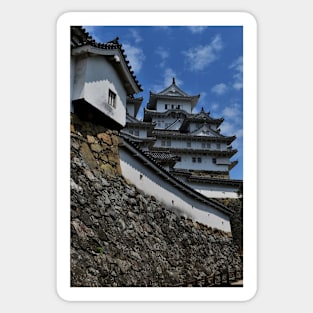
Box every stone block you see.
[97,133,112,145]
[100,163,115,176]
[111,135,120,146]
[90,143,103,153]
[80,142,97,169]
[87,135,96,144]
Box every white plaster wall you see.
[139,129,147,138]
[156,99,192,113]
[216,157,231,165]
[127,104,135,117]
[119,147,231,232]
[71,55,87,101]
[174,155,229,172]
[188,181,239,199]
[72,55,127,127]
[153,138,227,151]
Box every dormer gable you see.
[190,124,220,137]
[158,78,190,97]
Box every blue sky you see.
[83,26,243,180]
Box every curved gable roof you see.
[147,78,200,110]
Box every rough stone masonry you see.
[70,114,243,287]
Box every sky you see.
[83,26,243,180]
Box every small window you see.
[187,141,191,147]
[171,104,174,109]
[216,143,221,150]
[192,157,196,163]
[108,89,116,107]
[134,129,139,136]
[165,104,168,109]
[198,157,202,163]
[161,140,166,147]
[177,156,181,162]
[212,158,216,164]
[166,140,171,147]
[201,142,206,148]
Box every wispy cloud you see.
[229,56,243,90]
[211,83,228,95]
[123,44,145,73]
[218,101,243,154]
[155,47,170,68]
[155,46,170,60]
[129,29,143,43]
[182,34,223,71]
[222,102,242,124]
[193,91,207,113]
[211,102,219,112]
[188,26,206,34]
[151,68,183,92]
[163,68,183,87]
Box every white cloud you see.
[222,103,242,123]
[229,56,243,90]
[193,91,207,113]
[151,68,183,92]
[163,68,183,87]
[155,47,169,60]
[219,121,234,136]
[211,102,219,111]
[182,34,223,71]
[188,26,206,34]
[129,29,143,43]
[155,47,170,68]
[123,43,145,73]
[211,83,228,95]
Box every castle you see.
[70,26,243,232]
[122,78,242,198]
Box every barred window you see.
[108,89,116,108]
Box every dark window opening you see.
[108,89,116,108]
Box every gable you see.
[158,84,189,97]
[190,124,220,137]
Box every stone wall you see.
[71,114,122,177]
[217,198,243,255]
[70,114,243,287]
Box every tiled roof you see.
[180,112,224,130]
[170,169,242,187]
[144,151,179,163]
[151,146,238,157]
[151,129,236,144]
[71,26,142,92]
